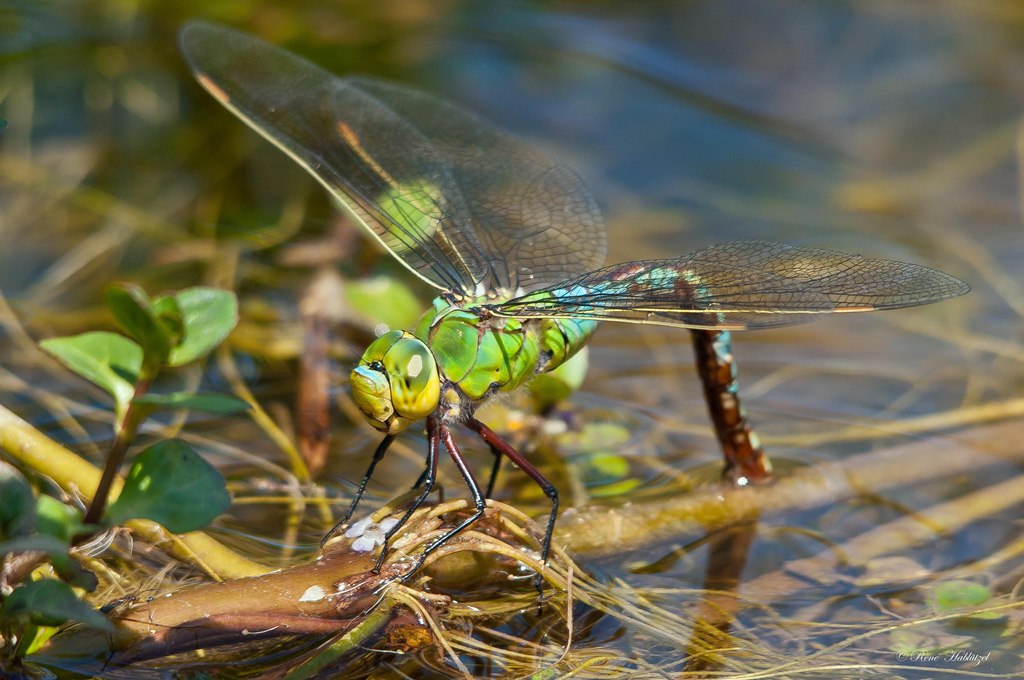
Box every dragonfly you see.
[180,21,969,577]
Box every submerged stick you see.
[557,419,1023,555]
[40,550,391,665]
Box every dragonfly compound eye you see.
[381,337,440,421]
[351,331,439,433]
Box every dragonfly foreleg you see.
[321,433,396,547]
[373,415,441,572]
[413,456,431,489]
[689,329,772,485]
[402,420,488,580]
[466,418,558,567]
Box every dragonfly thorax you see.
[350,330,441,434]
[444,283,526,307]
[413,294,597,407]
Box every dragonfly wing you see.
[180,21,606,295]
[491,241,969,330]
[180,21,488,293]
[350,79,607,293]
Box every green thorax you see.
[414,295,597,402]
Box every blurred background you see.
[1,0,1021,675]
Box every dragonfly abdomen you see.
[536,317,596,373]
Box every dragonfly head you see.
[351,330,440,434]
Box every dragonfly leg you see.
[466,418,558,566]
[403,421,487,577]
[321,433,395,547]
[413,456,431,489]
[372,415,441,572]
[690,329,772,485]
[484,446,502,499]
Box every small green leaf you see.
[0,461,36,540]
[345,275,423,334]
[0,534,70,557]
[570,451,640,499]
[104,439,231,533]
[168,288,238,366]
[151,294,184,345]
[589,478,641,499]
[104,283,174,368]
[51,554,99,593]
[39,332,142,417]
[562,421,630,455]
[578,452,630,483]
[133,392,250,414]
[2,580,114,632]
[934,580,991,611]
[932,580,1003,620]
[35,494,84,543]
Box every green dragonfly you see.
[180,21,969,576]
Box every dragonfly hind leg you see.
[466,418,559,566]
[690,329,772,485]
[484,447,503,498]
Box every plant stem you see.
[281,597,398,680]
[80,394,144,527]
[0,404,268,579]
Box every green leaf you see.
[104,283,175,369]
[345,275,423,334]
[934,580,991,611]
[39,332,142,417]
[168,288,238,366]
[151,294,185,345]
[570,450,640,499]
[563,421,630,455]
[0,534,70,557]
[133,392,250,414]
[0,461,36,540]
[932,580,1002,619]
[2,580,114,632]
[35,494,84,543]
[51,554,99,593]
[104,439,231,533]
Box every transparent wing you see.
[179,21,606,295]
[490,241,969,330]
[348,78,606,294]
